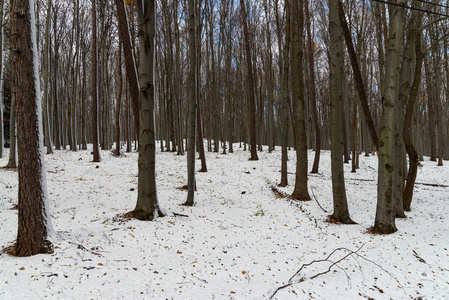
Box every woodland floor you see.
[0,144,448,299]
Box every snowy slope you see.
[1,145,448,299]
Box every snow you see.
[0,145,448,299]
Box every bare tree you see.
[11,0,54,256]
[240,0,258,161]
[184,0,198,206]
[373,0,405,234]
[92,0,101,162]
[290,0,310,200]
[134,0,164,220]
[329,1,353,224]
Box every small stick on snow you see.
[173,212,189,217]
[310,187,328,213]
[68,241,103,257]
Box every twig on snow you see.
[310,187,328,213]
[269,245,364,300]
[68,241,103,257]
[173,212,189,217]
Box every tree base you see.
[328,215,357,225]
[133,208,165,221]
[370,224,397,235]
[291,191,311,201]
[395,211,407,219]
[8,239,54,257]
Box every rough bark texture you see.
[6,58,17,169]
[240,0,258,161]
[329,0,353,223]
[12,0,54,256]
[91,0,101,162]
[184,0,197,206]
[290,0,310,201]
[134,0,164,220]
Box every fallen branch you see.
[68,241,103,257]
[173,212,189,217]
[269,245,364,300]
[310,187,328,213]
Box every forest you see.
[0,0,448,298]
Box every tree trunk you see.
[134,0,164,220]
[424,57,437,161]
[91,0,101,162]
[305,0,320,173]
[290,0,310,201]
[184,0,197,206]
[6,58,17,169]
[339,2,379,155]
[402,23,422,211]
[373,0,404,234]
[329,0,353,224]
[12,0,54,256]
[115,44,123,156]
[115,0,140,137]
[395,0,421,218]
[53,9,61,150]
[0,0,4,158]
[43,0,53,154]
[240,0,258,161]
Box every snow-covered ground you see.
[1,144,448,299]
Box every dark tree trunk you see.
[134,0,164,220]
[305,0,320,173]
[115,0,140,137]
[92,0,101,162]
[424,57,437,162]
[329,0,354,224]
[114,45,123,156]
[184,0,197,206]
[339,2,379,155]
[6,59,17,169]
[12,0,54,256]
[240,0,258,161]
[290,0,310,201]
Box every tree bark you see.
[339,2,379,155]
[115,0,140,137]
[290,0,310,201]
[184,0,197,206]
[42,0,53,154]
[6,58,17,169]
[424,57,437,162]
[115,44,123,156]
[240,0,258,161]
[373,0,404,234]
[134,0,164,220]
[329,0,353,224]
[305,0,320,173]
[91,0,101,162]
[0,0,4,158]
[12,0,54,256]
[402,25,423,211]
